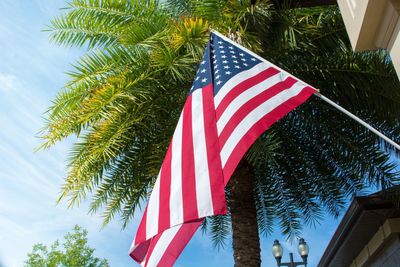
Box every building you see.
[337,0,400,78]
[318,191,400,267]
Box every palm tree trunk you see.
[229,160,261,267]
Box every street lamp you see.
[271,238,309,267]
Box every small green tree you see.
[25,225,109,267]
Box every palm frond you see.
[47,0,162,49]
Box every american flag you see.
[129,31,316,266]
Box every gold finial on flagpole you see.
[227,27,243,45]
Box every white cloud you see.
[0,73,17,91]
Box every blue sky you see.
[0,1,344,266]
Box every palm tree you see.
[40,1,400,266]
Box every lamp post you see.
[272,238,309,267]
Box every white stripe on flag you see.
[191,89,214,218]
[216,72,283,134]
[146,174,160,238]
[214,63,269,108]
[145,225,181,267]
[220,81,307,167]
[170,114,184,226]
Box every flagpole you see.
[211,30,400,151]
[314,92,400,151]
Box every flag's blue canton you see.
[190,33,262,96]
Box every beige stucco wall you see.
[348,218,400,267]
[338,0,400,79]
[389,23,400,77]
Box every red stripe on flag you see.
[134,207,148,245]
[215,67,279,120]
[144,234,163,267]
[130,207,149,262]
[223,87,315,183]
[219,77,297,149]
[158,144,172,231]
[157,219,203,267]
[181,97,199,222]
[130,239,151,263]
[202,85,227,215]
